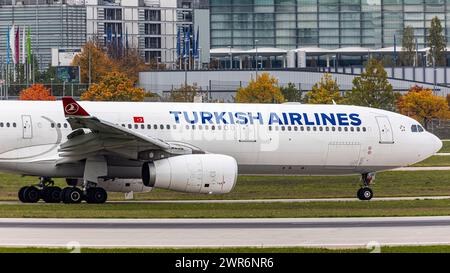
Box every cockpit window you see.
[411,125,425,133]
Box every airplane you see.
[0,97,442,204]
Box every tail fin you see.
[62,97,90,117]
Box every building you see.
[85,0,210,68]
[0,0,87,70]
[0,0,210,71]
[209,0,450,68]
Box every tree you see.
[19,84,56,101]
[400,26,415,66]
[168,84,202,102]
[304,73,345,104]
[397,85,450,129]
[235,73,285,103]
[347,59,396,111]
[114,49,150,84]
[72,41,117,84]
[81,71,145,101]
[281,83,303,103]
[427,16,447,66]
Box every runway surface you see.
[0,195,449,205]
[2,217,450,248]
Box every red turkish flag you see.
[133,117,145,123]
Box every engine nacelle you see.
[142,154,238,194]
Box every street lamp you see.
[255,39,259,76]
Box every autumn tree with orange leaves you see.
[397,85,450,129]
[235,73,285,103]
[19,84,56,101]
[81,71,145,102]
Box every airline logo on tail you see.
[62,97,90,117]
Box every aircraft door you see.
[22,115,33,139]
[376,116,394,144]
[238,124,257,143]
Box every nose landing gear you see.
[357,173,375,201]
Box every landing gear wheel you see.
[86,188,108,204]
[18,186,29,203]
[23,186,41,203]
[357,188,373,201]
[42,187,62,203]
[61,187,83,204]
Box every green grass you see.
[2,199,450,218]
[411,156,450,167]
[2,170,450,202]
[1,245,450,253]
[439,141,450,153]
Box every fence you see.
[0,83,89,100]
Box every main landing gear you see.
[357,173,375,201]
[18,177,108,204]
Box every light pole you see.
[255,39,259,76]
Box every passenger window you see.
[217,126,222,130]
[211,125,215,131]
[50,123,54,128]
[338,127,342,132]
[147,124,151,129]
[13,123,17,128]
[185,125,190,130]
[356,127,361,132]
[326,127,330,132]
[160,125,164,130]
[288,126,292,131]
[134,124,138,129]
[332,127,336,132]
[313,127,317,131]
[154,125,158,130]
[198,125,203,130]
[64,123,68,128]
[269,126,272,131]
[344,127,348,132]
[362,127,367,132]
[205,125,209,130]
[141,124,145,129]
[350,127,354,132]
[281,126,285,131]
[57,123,61,128]
[319,127,323,132]
[192,125,196,130]
[300,126,304,131]
[173,125,177,130]
[294,126,298,131]
[128,124,132,129]
[307,127,311,131]
[166,125,170,130]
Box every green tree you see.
[347,59,396,111]
[400,26,415,66]
[235,73,285,103]
[428,16,447,66]
[305,73,345,104]
[281,83,302,102]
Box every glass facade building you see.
[210,0,450,50]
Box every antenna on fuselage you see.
[332,100,337,105]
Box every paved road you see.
[1,217,450,248]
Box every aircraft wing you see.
[57,97,194,164]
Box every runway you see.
[0,195,449,205]
[2,217,450,248]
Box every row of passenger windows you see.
[0,122,17,128]
[120,123,368,133]
[51,123,69,129]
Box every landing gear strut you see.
[357,173,375,201]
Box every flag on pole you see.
[184,27,190,59]
[195,26,200,59]
[6,25,11,65]
[27,27,31,62]
[15,26,20,65]
[176,27,181,59]
[9,25,16,64]
[22,27,26,65]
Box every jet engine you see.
[142,154,238,194]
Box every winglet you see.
[62,97,90,117]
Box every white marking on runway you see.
[1,217,450,248]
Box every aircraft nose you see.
[431,133,443,154]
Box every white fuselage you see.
[0,101,442,179]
